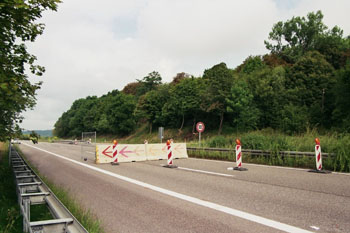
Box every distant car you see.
[11,139,21,144]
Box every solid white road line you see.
[22,143,312,233]
[177,166,234,177]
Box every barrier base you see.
[163,164,178,169]
[308,169,331,174]
[111,162,119,166]
[233,167,248,171]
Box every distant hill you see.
[23,130,53,137]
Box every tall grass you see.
[187,130,350,172]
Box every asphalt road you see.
[18,142,350,233]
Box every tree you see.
[226,80,260,131]
[135,85,169,133]
[136,71,162,96]
[105,93,137,135]
[287,51,335,127]
[162,77,205,132]
[236,56,266,74]
[265,11,328,63]
[0,0,61,140]
[332,62,350,131]
[202,63,234,134]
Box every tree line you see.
[54,11,350,138]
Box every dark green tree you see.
[332,62,350,131]
[287,51,335,127]
[0,0,61,140]
[136,71,162,97]
[162,77,205,132]
[265,11,330,63]
[135,85,169,133]
[226,79,260,131]
[202,63,234,134]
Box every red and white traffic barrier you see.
[233,139,247,171]
[164,140,177,168]
[111,140,119,165]
[315,138,322,171]
[167,140,173,165]
[235,139,242,168]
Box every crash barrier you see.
[96,142,188,164]
[9,144,88,233]
[187,147,334,158]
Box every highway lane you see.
[18,142,350,233]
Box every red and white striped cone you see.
[234,139,247,171]
[111,140,119,165]
[236,142,242,168]
[309,138,330,174]
[164,140,177,168]
[315,138,322,171]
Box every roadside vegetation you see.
[0,142,22,233]
[115,126,350,172]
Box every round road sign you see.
[196,122,205,133]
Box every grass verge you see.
[0,142,22,233]
[15,146,105,233]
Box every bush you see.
[208,136,229,147]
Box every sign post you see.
[196,122,205,147]
[159,127,164,143]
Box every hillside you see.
[23,130,53,137]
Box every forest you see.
[54,11,350,138]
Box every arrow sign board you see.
[196,122,205,133]
[96,143,188,163]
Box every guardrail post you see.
[23,197,30,232]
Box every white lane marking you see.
[310,226,320,230]
[189,158,350,175]
[177,167,234,177]
[22,143,312,233]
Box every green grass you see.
[0,142,22,233]
[15,146,105,233]
[30,204,53,222]
[186,129,350,172]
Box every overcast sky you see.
[20,0,350,130]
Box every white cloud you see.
[20,0,350,130]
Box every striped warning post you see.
[163,140,177,168]
[234,139,247,171]
[309,138,330,174]
[111,140,119,165]
[315,138,322,171]
[236,139,242,168]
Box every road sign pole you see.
[196,122,205,147]
[199,132,201,147]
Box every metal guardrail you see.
[9,143,88,233]
[187,147,335,158]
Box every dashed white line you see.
[189,158,350,175]
[22,143,312,233]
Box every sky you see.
[20,0,350,130]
